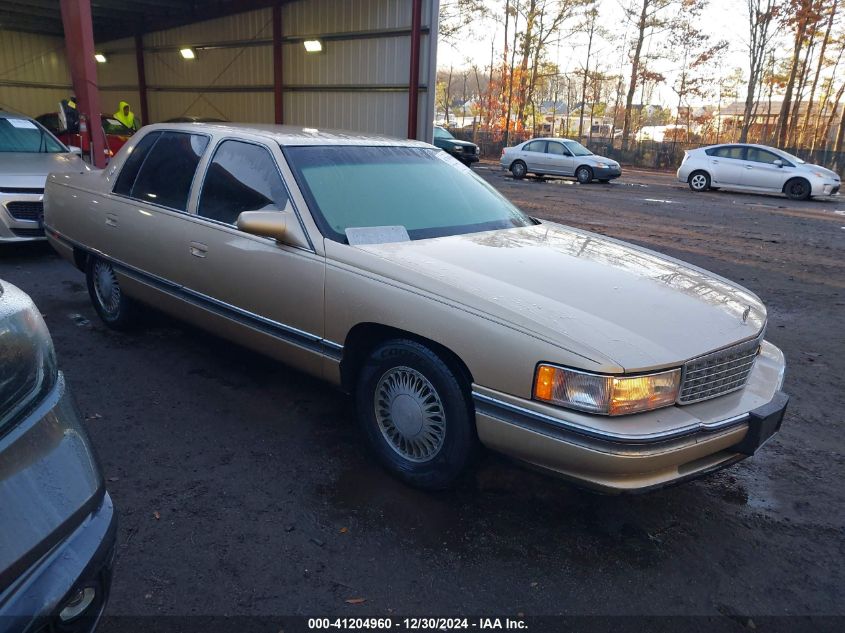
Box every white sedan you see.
[500,138,621,183]
[677,143,841,200]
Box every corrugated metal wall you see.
[0,0,438,140]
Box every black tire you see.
[688,170,711,192]
[575,165,593,184]
[86,256,139,330]
[354,339,476,490]
[510,161,527,179]
[784,178,811,201]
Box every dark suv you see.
[0,280,116,633]
[432,126,480,166]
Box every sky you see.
[436,0,762,106]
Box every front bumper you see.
[1,193,46,242]
[812,180,841,197]
[0,375,117,632]
[473,341,787,493]
[592,166,621,180]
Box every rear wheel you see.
[354,339,476,490]
[86,257,139,330]
[784,178,811,201]
[575,165,593,184]
[510,161,527,179]
[688,170,711,192]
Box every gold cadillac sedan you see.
[44,124,788,493]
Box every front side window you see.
[0,117,66,153]
[562,140,592,156]
[129,132,209,211]
[198,140,290,225]
[285,145,534,243]
[546,142,566,155]
[745,147,783,165]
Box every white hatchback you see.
[677,143,840,200]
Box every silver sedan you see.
[500,138,621,183]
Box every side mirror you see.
[68,145,83,155]
[773,159,783,168]
[236,210,288,241]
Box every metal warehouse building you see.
[0,0,438,166]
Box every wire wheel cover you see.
[93,261,121,315]
[374,366,446,462]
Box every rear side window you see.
[113,131,161,196]
[130,132,209,211]
[197,140,290,225]
[708,146,745,160]
[523,141,545,152]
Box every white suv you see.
[677,143,840,200]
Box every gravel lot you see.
[1,167,843,630]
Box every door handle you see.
[105,213,117,227]
[745,165,753,169]
[189,241,208,258]
[711,160,719,164]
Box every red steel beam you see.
[407,0,422,139]
[135,34,149,126]
[59,0,106,168]
[273,3,283,124]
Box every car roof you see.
[140,122,433,148]
[0,110,31,120]
[523,137,576,143]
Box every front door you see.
[183,138,326,375]
[545,140,574,175]
[742,147,791,191]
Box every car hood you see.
[0,152,86,187]
[582,153,618,166]
[353,222,766,371]
[440,138,477,148]
[798,163,839,179]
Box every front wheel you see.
[86,257,139,330]
[355,339,476,490]
[784,178,811,201]
[575,166,593,184]
[688,170,711,192]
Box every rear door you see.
[708,145,746,185]
[182,138,326,373]
[107,130,210,285]
[520,140,547,172]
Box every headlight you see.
[811,171,827,178]
[0,283,58,432]
[595,162,609,168]
[533,364,681,415]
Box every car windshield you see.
[562,140,593,156]
[433,127,453,140]
[102,117,133,135]
[285,145,534,242]
[0,117,66,153]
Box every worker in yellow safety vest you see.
[114,101,140,132]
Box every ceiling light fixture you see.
[303,40,323,53]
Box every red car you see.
[35,113,133,160]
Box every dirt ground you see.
[1,167,843,631]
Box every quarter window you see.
[197,140,290,226]
[128,132,209,211]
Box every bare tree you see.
[740,0,781,142]
[800,0,838,146]
[621,0,675,150]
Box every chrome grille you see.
[678,334,763,404]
